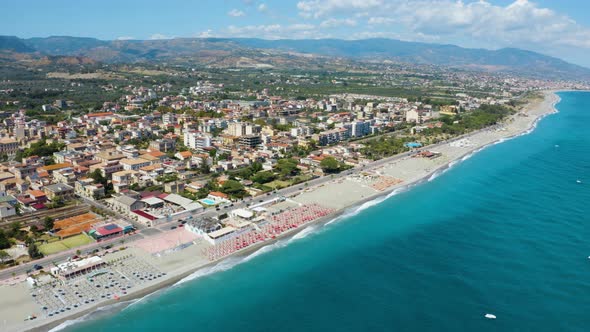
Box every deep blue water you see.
[66,91,590,332]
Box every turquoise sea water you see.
[64,91,590,332]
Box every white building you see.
[184,131,212,150]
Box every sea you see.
[60,91,590,332]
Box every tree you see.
[250,161,263,173]
[320,156,341,174]
[0,230,10,250]
[44,217,54,230]
[0,250,10,263]
[199,161,211,174]
[28,242,43,259]
[251,171,276,184]
[8,222,21,238]
[220,180,247,198]
[208,149,217,158]
[275,158,300,177]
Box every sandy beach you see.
[0,91,559,332]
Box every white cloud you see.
[367,17,395,25]
[197,29,214,38]
[297,0,385,18]
[296,0,590,49]
[257,3,268,12]
[223,23,326,39]
[228,9,246,17]
[319,18,357,28]
[116,36,135,40]
[150,33,173,40]
[351,31,440,43]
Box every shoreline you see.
[23,90,561,332]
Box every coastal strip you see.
[19,90,560,332]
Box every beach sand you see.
[1,91,559,332]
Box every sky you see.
[2,0,590,67]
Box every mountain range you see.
[1,35,589,81]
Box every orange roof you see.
[209,191,229,199]
[28,190,46,198]
[38,162,72,172]
[148,151,165,158]
[53,212,100,238]
[37,170,49,178]
[178,151,192,158]
[56,224,93,238]
[87,112,114,118]
[53,213,98,229]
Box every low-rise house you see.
[112,195,145,214]
[119,158,151,171]
[43,183,75,201]
[75,178,106,200]
[0,202,16,219]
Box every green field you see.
[266,180,291,189]
[38,234,94,255]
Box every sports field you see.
[38,234,95,255]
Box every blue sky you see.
[2,0,590,66]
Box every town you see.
[0,63,583,329]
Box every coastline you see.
[20,90,560,332]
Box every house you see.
[149,138,176,152]
[207,191,230,202]
[0,202,16,219]
[405,109,421,123]
[175,151,193,161]
[112,195,145,213]
[0,138,18,155]
[164,181,185,194]
[112,170,139,193]
[27,189,47,203]
[75,178,105,200]
[43,183,75,201]
[119,158,151,171]
[37,163,73,175]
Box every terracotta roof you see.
[177,151,192,158]
[38,163,72,172]
[209,191,229,199]
[87,112,114,118]
[28,190,46,198]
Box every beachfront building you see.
[88,221,134,242]
[50,256,106,280]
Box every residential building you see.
[0,138,18,156]
[149,138,176,152]
[0,202,16,219]
[43,183,75,201]
[75,178,105,200]
[112,195,145,214]
[119,158,151,171]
